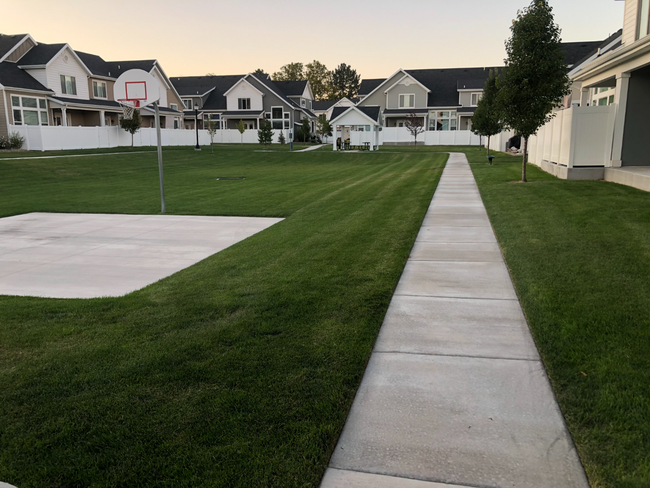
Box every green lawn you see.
[0,146,446,487]
[467,149,650,488]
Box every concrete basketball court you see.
[0,213,282,299]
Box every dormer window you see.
[639,0,650,40]
[60,75,77,96]
[301,99,306,107]
[399,94,415,108]
[471,93,482,106]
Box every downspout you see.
[2,88,11,135]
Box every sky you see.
[3,0,625,80]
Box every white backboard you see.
[114,69,160,108]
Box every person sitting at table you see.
[337,137,342,150]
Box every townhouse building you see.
[0,33,183,139]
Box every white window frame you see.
[428,111,458,131]
[183,99,193,110]
[92,80,107,99]
[399,93,416,109]
[170,103,178,112]
[238,98,251,110]
[638,0,650,40]
[470,92,482,106]
[60,75,77,96]
[271,106,285,130]
[11,95,49,126]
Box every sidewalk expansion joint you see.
[372,350,542,363]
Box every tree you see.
[305,61,333,100]
[236,120,246,144]
[119,109,141,147]
[471,69,505,157]
[253,68,268,79]
[272,63,304,81]
[299,117,311,142]
[206,72,216,76]
[330,64,360,100]
[316,114,333,142]
[258,120,274,149]
[278,131,286,145]
[205,117,218,153]
[404,113,425,146]
[499,0,571,182]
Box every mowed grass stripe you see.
[466,147,650,488]
[0,147,446,487]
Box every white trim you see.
[398,93,416,109]
[330,106,379,126]
[384,73,430,95]
[360,69,405,102]
[0,34,37,63]
[150,61,185,108]
[47,97,121,112]
[248,74,315,119]
[0,86,54,96]
[50,45,93,75]
[2,89,11,130]
[224,77,265,97]
[92,80,108,100]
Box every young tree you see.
[272,63,304,81]
[278,131,286,145]
[499,0,571,182]
[299,117,311,142]
[330,64,360,100]
[405,113,425,146]
[253,68,268,79]
[205,117,218,153]
[119,109,142,147]
[236,119,246,144]
[316,114,333,143]
[305,61,333,100]
[471,69,505,157]
[258,120,274,149]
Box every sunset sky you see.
[3,0,625,79]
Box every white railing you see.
[9,125,294,151]
[528,105,616,168]
[381,128,482,145]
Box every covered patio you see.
[330,106,381,151]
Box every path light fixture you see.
[194,103,201,151]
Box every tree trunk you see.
[522,137,528,183]
[487,135,490,157]
[131,133,134,148]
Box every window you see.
[92,80,107,98]
[399,94,415,108]
[271,107,284,129]
[284,113,289,119]
[60,75,77,95]
[170,103,178,112]
[238,98,251,110]
[471,93,482,106]
[284,120,289,129]
[11,96,49,126]
[183,99,193,110]
[272,107,283,119]
[639,0,650,40]
[428,111,457,131]
[301,99,306,107]
[608,95,615,105]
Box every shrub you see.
[278,132,286,145]
[9,132,25,149]
[0,135,9,150]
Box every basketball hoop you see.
[118,100,140,120]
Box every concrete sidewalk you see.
[321,153,589,488]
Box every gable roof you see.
[359,78,385,96]
[330,105,381,124]
[249,74,315,118]
[171,75,244,97]
[312,100,337,111]
[569,30,623,72]
[0,61,52,92]
[15,42,67,66]
[272,80,308,97]
[561,40,605,67]
[75,51,112,77]
[409,67,499,107]
[0,34,30,61]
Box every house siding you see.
[459,91,482,107]
[150,67,168,107]
[0,90,8,137]
[25,68,48,88]
[47,47,90,99]
[359,72,404,109]
[6,37,36,62]
[386,81,428,109]
[623,0,640,45]
[88,78,115,101]
[226,80,263,111]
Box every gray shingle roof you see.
[75,51,111,76]
[0,34,28,60]
[184,75,245,110]
[384,108,429,114]
[311,100,337,111]
[569,29,623,70]
[272,80,307,97]
[0,62,52,92]
[16,43,66,66]
[330,106,381,123]
[359,78,384,96]
[407,67,500,107]
[561,40,606,67]
[50,96,121,108]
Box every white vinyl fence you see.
[528,105,616,168]
[381,128,482,146]
[10,125,294,151]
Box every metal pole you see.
[195,106,201,150]
[154,101,166,213]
